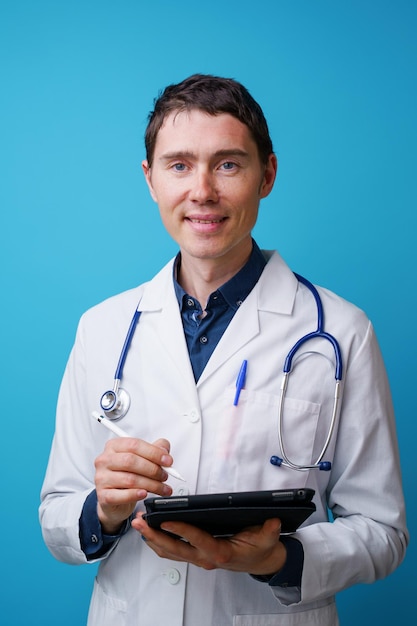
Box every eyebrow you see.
[158,149,251,162]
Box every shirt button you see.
[200,335,208,344]
[187,298,194,307]
[164,568,181,585]
[91,534,98,544]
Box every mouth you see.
[186,217,227,224]
[184,215,228,235]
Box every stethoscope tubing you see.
[114,309,142,384]
[292,273,342,380]
[273,273,343,472]
[276,374,342,471]
[99,308,142,419]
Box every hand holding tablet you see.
[144,488,316,537]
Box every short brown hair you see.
[145,74,274,166]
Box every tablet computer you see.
[143,488,315,537]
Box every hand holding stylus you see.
[92,411,186,482]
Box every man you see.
[40,74,408,626]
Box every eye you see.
[172,162,187,172]
[220,161,237,171]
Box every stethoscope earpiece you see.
[270,455,332,471]
[318,461,332,471]
[100,388,130,421]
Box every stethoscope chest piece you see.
[100,387,130,421]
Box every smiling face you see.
[142,109,277,279]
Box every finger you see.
[153,438,171,454]
[97,486,148,509]
[262,517,282,536]
[155,523,238,570]
[160,521,217,548]
[96,455,170,485]
[230,518,282,549]
[133,514,218,567]
[104,437,174,469]
[96,468,173,499]
[132,513,187,552]
[96,445,173,485]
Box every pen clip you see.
[233,359,247,406]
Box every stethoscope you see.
[100,273,343,472]
[269,273,343,472]
[100,309,142,420]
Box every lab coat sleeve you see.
[272,321,408,605]
[39,316,113,565]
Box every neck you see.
[177,246,253,308]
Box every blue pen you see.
[233,359,248,406]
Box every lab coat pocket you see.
[87,577,127,626]
[209,387,321,492]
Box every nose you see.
[189,169,219,203]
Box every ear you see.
[259,153,278,199]
[141,160,158,202]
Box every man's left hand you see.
[131,513,286,576]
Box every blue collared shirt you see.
[173,240,266,381]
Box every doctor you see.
[40,74,408,626]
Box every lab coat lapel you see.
[138,259,196,386]
[137,252,297,387]
[198,251,298,384]
[198,292,260,383]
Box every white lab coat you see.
[40,250,408,626]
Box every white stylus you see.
[92,411,186,482]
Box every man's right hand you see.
[94,437,174,534]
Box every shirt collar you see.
[173,239,266,311]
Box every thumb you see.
[262,517,282,539]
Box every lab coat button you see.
[174,486,189,496]
[165,568,181,585]
[186,409,200,422]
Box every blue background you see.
[1,1,415,623]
